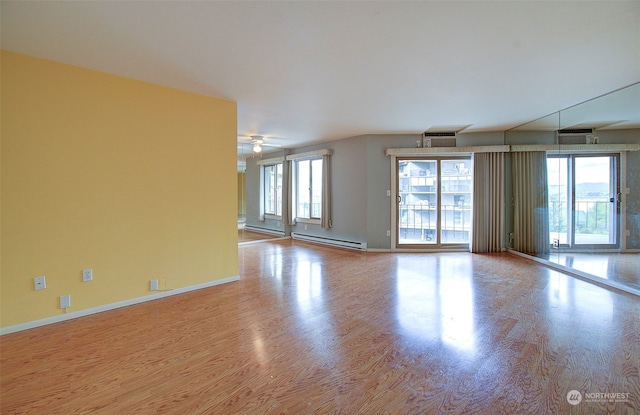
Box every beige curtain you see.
[471,152,504,253]
[511,151,550,255]
[281,161,290,227]
[321,154,332,229]
[287,160,296,226]
[258,166,265,222]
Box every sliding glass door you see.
[397,157,472,247]
[548,154,619,249]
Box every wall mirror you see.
[237,143,287,245]
[505,83,640,295]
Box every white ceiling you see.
[2,1,639,149]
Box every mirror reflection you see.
[238,143,287,245]
[505,83,640,295]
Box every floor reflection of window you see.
[252,333,267,365]
[292,256,339,363]
[396,266,439,341]
[260,244,284,280]
[395,255,476,355]
[295,260,323,314]
[438,257,475,354]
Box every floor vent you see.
[291,232,367,251]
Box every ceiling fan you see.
[237,135,283,154]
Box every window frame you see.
[262,162,283,220]
[396,156,472,248]
[294,157,323,224]
[546,153,620,249]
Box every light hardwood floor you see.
[1,240,639,414]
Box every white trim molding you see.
[385,145,509,156]
[511,144,640,153]
[256,156,285,165]
[0,276,240,336]
[387,144,639,156]
[285,149,332,160]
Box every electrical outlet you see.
[553,239,560,248]
[60,294,71,309]
[34,276,47,291]
[150,279,159,291]
[82,268,93,282]
[386,230,391,237]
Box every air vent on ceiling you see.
[557,128,594,135]
[422,131,457,148]
[424,131,457,137]
[556,128,597,145]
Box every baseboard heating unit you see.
[291,232,367,251]
[244,226,286,237]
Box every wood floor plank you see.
[2,240,639,414]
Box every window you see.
[295,158,323,220]
[263,163,283,217]
[397,157,472,246]
[547,154,619,248]
[286,148,332,229]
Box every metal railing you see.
[297,202,322,219]
[399,204,470,242]
[548,200,611,235]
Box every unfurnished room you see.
[1,1,639,414]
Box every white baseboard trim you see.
[244,226,285,237]
[0,276,240,336]
[239,236,291,246]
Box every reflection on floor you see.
[545,252,639,289]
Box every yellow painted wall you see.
[1,51,238,328]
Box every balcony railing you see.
[297,202,322,219]
[548,200,611,234]
[399,204,471,243]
